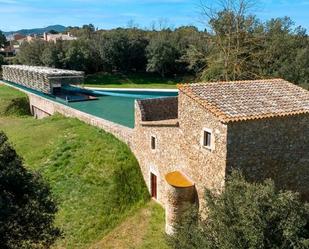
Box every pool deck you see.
[84,86,179,93]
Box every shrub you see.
[0,131,60,249]
[169,171,309,249]
[3,97,31,116]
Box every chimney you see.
[43,32,47,41]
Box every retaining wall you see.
[1,81,132,145]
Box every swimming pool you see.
[3,81,178,128]
[68,88,178,128]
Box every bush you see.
[0,131,60,249]
[0,54,5,66]
[3,97,31,116]
[169,171,309,249]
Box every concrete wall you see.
[31,105,50,119]
[226,115,309,200]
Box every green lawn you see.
[84,72,194,89]
[0,84,169,249]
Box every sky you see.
[0,0,309,32]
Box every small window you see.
[151,136,156,150]
[203,130,212,148]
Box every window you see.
[203,130,212,148]
[151,136,156,150]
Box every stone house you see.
[2,68,308,233]
[131,79,309,233]
[43,32,77,42]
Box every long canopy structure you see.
[2,65,84,94]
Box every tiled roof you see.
[178,79,309,123]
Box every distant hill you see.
[3,25,67,37]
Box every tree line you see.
[9,15,308,87]
[1,1,309,87]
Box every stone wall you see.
[28,93,133,145]
[177,92,228,207]
[165,184,196,234]
[132,100,182,206]
[226,114,309,200]
[137,97,178,121]
[0,81,133,145]
[132,92,228,209]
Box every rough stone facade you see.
[132,87,308,232]
[138,97,178,121]
[165,183,196,234]
[131,93,228,208]
[226,115,309,200]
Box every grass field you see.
[84,72,194,89]
[91,201,169,249]
[0,84,169,249]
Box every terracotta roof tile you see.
[178,79,309,123]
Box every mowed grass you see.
[0,84,157,248]
[84,72,194,89]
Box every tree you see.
[16,40,46,65]
[126,29,149,71]
[63,39,101,73]
[0,54,5,66]
[169,171,309,249]
[0,30,7,48]
[48,30,59,34]
[146,32,179,77]
[0,131,60,249]
[259,17,309,86]
[41,42,63,68]
[175,26,210,75]
[97,30,131,72]
[200,0,263,81]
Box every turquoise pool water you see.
[68,89,177,128]
[3,81,178,128]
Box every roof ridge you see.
[178,78,284,89]
[178,78,309,123]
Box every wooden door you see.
[150,173,157,199]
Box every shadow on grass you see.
[4,97,31,116]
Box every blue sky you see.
[0,0,309,32]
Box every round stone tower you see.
[165,171,196,234]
